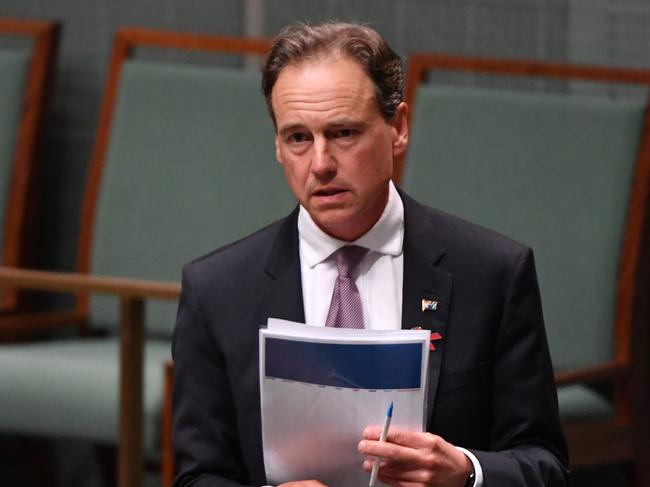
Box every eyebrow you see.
[278,123,305,138]
[278,118,368,137]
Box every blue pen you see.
[369,401,393,487]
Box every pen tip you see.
[387,402,393,417]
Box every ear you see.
[391,102,409,158]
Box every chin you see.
[315,215,366,240]
[313,210,356,227]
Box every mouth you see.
[313,187,347,197]
[311,187,349,205]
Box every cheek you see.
[358,145,393,179]
[279,159,308,194]
[358,132,394,166]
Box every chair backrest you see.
[399,54,650,373]
[76,29,295,337]
[0,18,59,311]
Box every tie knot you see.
[333,245,368,278]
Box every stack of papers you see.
[260,318,430,487]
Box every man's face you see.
[271,54,408,241]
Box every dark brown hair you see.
[261,22,404,126]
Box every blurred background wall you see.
[1,1,649,486]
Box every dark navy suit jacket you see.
[172,191,569,486]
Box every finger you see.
[277,482,327,487]
[387,428,442,449]
[358,439,425,466]
[362,458,389,472]
[378,473,421,487]
[375,478,402,487]
[361,459,427,487]
[376,471,422,487]
[364,427,441,450]
[363,457,439,484]
[378,464,438,483]
[363,425,382,440]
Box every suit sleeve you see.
[172,263,255,487]
[471,247,569,486]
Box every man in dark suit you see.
[172,22,568,487]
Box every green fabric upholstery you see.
[403,84,644,373]
[0,338,169,457]
[0,58,292,450]
[556,385,613,423]
[90,61,295,336]
[0,48,30,254]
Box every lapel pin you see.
[421,298,438,312]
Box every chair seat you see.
[557,384,614,423]
[0,337,170,456]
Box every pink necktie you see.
[325,246,368,329]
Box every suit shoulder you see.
[432,206,529,254]
[402,191,532,267]
[405,196,538,305]
[184,214,291,279]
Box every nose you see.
[310,137,336,177]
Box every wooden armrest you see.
[0,266,180,300]
[0,266,180,487]
[555,361,628,386]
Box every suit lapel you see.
[400,192,453,426]
[258,208,305,325]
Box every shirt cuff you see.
[456,447,484,487]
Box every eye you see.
[335,128,355,138]
[287,132,310,144]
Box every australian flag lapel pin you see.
[421,298,438,312]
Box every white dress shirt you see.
[298,181,404,329]
[295,181,483,487]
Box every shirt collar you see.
[298,181,405,268]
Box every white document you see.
[260,318,430,487]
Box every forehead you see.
[271,54,379,126]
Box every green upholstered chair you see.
[0,28,294,487]
[400,53,650,484]
[0,18,58,320]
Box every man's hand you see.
[277,481,328,486]
[358,426,471,487]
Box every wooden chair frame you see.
[400,53,650,482]
[0,27,270,487]
[0,18,59,314]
